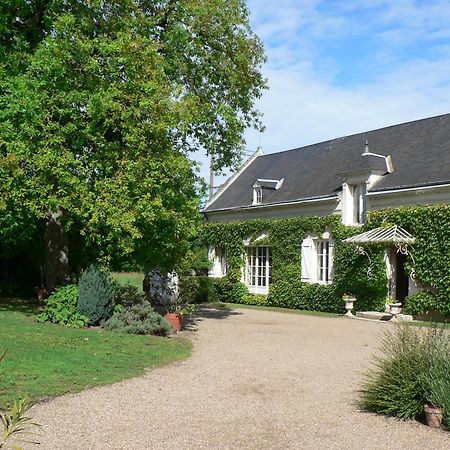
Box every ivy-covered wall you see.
[368,204,450,315]
[203,204,450,316]
[203,215,387,313]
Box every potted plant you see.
[342,293,356,317]
[163,301,197,332]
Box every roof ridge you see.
[259,112,450,157]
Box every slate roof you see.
[204,113,450,212]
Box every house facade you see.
[203,114,450,306]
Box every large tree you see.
[0,0,266,289]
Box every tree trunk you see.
[44,208,69,292]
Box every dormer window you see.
[253,187,263,205]
[252,178,284,206]
[342,182,367,225]
[351,184,366,224]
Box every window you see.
[301,233,333,284]
[245,246,272,294]
[253,187,263,205]
[352,184,366,224]
[316,240,332,283]
[342,182,367,225]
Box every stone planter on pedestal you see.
[388,302,402,321]
[343,295,356,318]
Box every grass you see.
[0,298,191,405]
[111,272,144,290]
[215,302,341,318]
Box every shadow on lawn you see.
[0,297,41,316]
[183,303,241,331]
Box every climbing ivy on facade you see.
[203,204,450,317]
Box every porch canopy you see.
[343,225,415,245]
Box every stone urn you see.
[388,302,402,321]
[343,295,356,317]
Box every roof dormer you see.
[340,141,395,225]
[252,178,284,205]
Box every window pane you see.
[245,246,272,289]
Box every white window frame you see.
[253,187,263,205]
[342,182,367,225]
[245,246,272,294]
[316,239,332,283]
[352,184,366,225]
[301,232,334,285]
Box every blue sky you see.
[198,0,450,184]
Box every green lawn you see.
[0,299,191,405]
[111,271,144,290]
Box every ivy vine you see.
[203,215,387,313]
[368,204,450,315]
[203,204,450,316]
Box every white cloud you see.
[194,1,450,188]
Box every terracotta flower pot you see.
[424,403,444,428]
[163,313,183,332]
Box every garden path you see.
[27,306,449,449]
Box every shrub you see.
[37,284,89,328]
[404,291,439,315]
[267,282,341,313]
[240,294,268,306]
[77,265,115,325]
[114,284,147,308]
[102,303,172,336]
[179,276,217,304]
[215,277,248,303]
[360,325,450,427]
[422,330,450,427]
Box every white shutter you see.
[301,238,313,282]
[328,241,334,282]
[208,247,216,277]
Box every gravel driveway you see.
[27,306,449,449]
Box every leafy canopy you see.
[0,0,266,270]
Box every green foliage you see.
[114,285,147,309]
[240,294,268,306]
[77,266,114,325]
[1,351,41,448]
[103,303,172,336]
[215,278,249,304]
[37,285,88,328]
[113,304,125,315]
[204,205,450,316]
[0,0,266,274]
[424,336,450,427]
[111,272,144,291]
[268,282,342,312]
[203,216,387,314]
[360,325,450,427]
[179,276,217,304]
[368,205,450,315]
[404,291,440,316]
